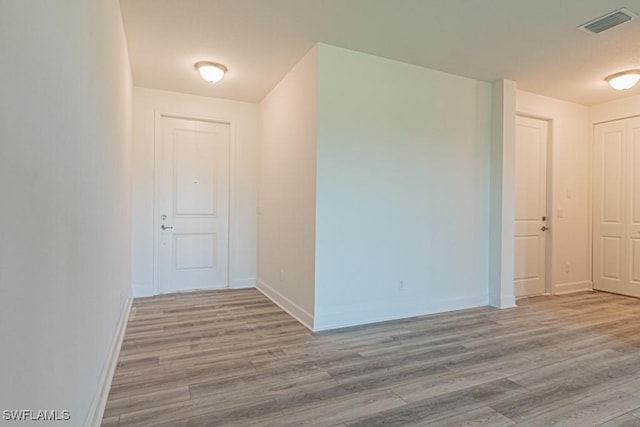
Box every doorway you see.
[593,116,640,297]
[154,114,230,293]
[514,115,551,297]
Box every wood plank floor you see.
[102,289,640,426]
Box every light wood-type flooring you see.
[102,289,640,426]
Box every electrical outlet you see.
[565,262,570,273]
[399,280,404,290]
[280,269,285,283]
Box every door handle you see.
[540,226,548,231]
[161,225,173,230]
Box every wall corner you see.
[489,79,517,309]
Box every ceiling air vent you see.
[579,8,637,34]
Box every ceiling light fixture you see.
[605,70,640,90]
[195,61,227,83]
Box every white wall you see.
[0,0,133,423]
[257,47,318,328]
[489,80,517,308]
[314,44,492,330]
[590,93,640,124]
[516,90,591,294]
[132,87,258,296]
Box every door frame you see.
[515,113,554,295]
[152,110,236,295]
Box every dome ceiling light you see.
[605,70,640,90]
[195,61,227,83]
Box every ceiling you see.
[119,0,640,106]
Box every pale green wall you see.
[257,46,318,327]
[0,0,133,422]
[314,44,493,330]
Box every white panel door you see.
[594,120,626,295]
[514,116,548,297]
[595,117,640,298]
[156,116,230,293]
[628,118,640,297]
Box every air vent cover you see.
[579,8,637,34]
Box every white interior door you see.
[628,118,640,297]
[514,116,549,297]
[594,117,640,297]
[156,116,230,293]
[593,120,626,295]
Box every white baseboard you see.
[554,280,593,295]
[85,296,132,427]
[134,279,256,297]
[313,294,488,332]
[489,294,517,309]
[256,280,314,330]
[230,278,256,289]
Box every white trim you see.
[256,280,314,330]
[152,110,163,295]
[230,278,256,289]
[227,121,238,293]
[588,122,594,296]
[593,114,640,126]
[545,118,554,295]
[85,296,132,427]
[494,295,517,309]
[314,294,489,332]
[153,110,235,295]
[554,281,594,295]
[489,79,517,308]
